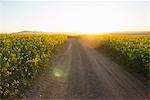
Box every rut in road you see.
[23,39,148,100]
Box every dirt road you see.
[23,38,148,100]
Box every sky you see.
[0,0,149,33]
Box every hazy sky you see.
[0,0,149,33]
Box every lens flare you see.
[53,68,62,77]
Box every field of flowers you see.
[99,35,150,77]
[0,33,67,98]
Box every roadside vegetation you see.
[96,35,150,78]
[0,33,67,98]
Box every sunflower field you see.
[99,35,150,77]
[0,33,66,98]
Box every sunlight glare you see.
[53,68,62,77]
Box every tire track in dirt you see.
[22,38,148,100]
